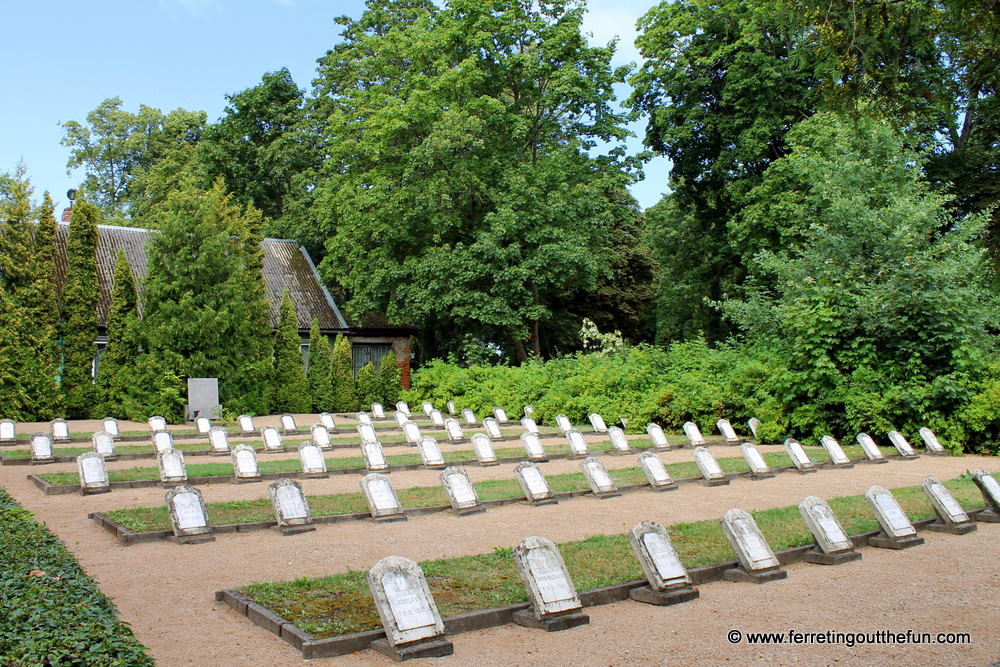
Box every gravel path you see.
[4,416,999,666]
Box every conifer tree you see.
[97,249,140,417]
[272,289,311,413]
[61,198,101,418]
[29,193,63,418]
[378,350,401,406]
[34,193,61,329]
[306,318,333,412]
[331,334,356,411]
[355,361,378,410]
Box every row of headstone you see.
[4,417,122,446]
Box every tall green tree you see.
[331,334,356,411]
[378,350,401,406]
[97,249,140,418]
[306,319,334,412]
[272,290,311,413]
[61,198,101,418]
[355,362,379,410]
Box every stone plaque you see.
[394,411,409,428]
[520,416,540,435]
[629,521,690,590]
[363,441,389,472]
[638,452,674,489]
[484,417,504,440]
[721,509,780,571]
[0,419,15,443]
[471,434,498,465]
[919,427,945,454]
[430,410,445,428]
[556,414,573,434]
[357,412,373,427]
[403,421,422,445]
[741,443,770,475]
[50,418,70,442]
[588,413,608,434]
[231,444,261,480]
[798,496,852,553]
[311,424,332,448]
[444,418,464,442]
[368,556,444,646]
[396,401,411,417]
[646,423,670,450]
[261,426,284,452]
[748,418,762,440]
[921,476,969,524]
[440,466,481,512]
[418,436,445,468]
[208,426,230,454]
[165,484,211,536]
[237,414,255,434]
[158,448,187,483]
[358,423,380,446]
[520,432,547,461]
[372,403,386,419]
[865,486,916,538]
[682,422,705,447]
[298,442,327,476]
[269,478,312,526]
[195,416,211,436]
[461,408,477,426]
[422,401,435,417]
[820,435,851,465]
[888,430,916,457]
[513,536,581,619]
[77,452,110,492]
[973,470,1000,514]
[717,419,740,444]
[30,433,54,461]
[280,413,298,434]
[320,412,337,431]
[516,461,554,503]
[783,438,815,472]
[187,377,221,420]
[493,407,509,424]
[148,416,167,432]
[152,430,173,454]
[566,429,589,457]
[92,431,116,458]
[693,446,725,480]
[581,456,617,495]
[102,417,120,438]
[608,426,631,453]
[362,473,404,518]
[856,433,885,461]
[446,400,456,415]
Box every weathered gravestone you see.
[747,418,762,441]
[298,441,328,478]
[856,433,887,463]
[918,427,946,455]
[268,478,315,535]
[565,429,590,459]
[740,443,773,480]
[394,411,409,428]
[417,436,446,469]
[580,456,620,498]
[972,470,1000,522]
[30,433,54,463]
[921,476,976,534]
[798,496,861,565]
[358,423,380,446]
[372,403,387,420]
[50,418,70,443]
[444,418,465,443]
[102,417,120,440]
[165,484,215,543]
[280,413,299,435]
[493,407,509,424]
[682,422,705,447]
[783,438,817,473]
[484,417,504,441]
[152,430,173,454]
[402,421,422,445]
[429,410,445,428]
[865,486,924,549]
[521,416,541,436]
[195,416,212,437]
[311,423,333,449]
[820,435,853,468]
[446,400,456,415]
[440,466,483,516]
[627,521,697,605]
[320,412,338,432]
[396,401,411,417]
[231,444,262,483]
[693,446,729,486]
[357,412,373,428]
[717,419,740,445]
[361,473,406,522]
[237,414,256,435]
[461,408,477,426]
[422,401,434,417]
[646,423,670,451]
[470,433,499,466]
[588,413,608,434]
[158,448,187,486]
[638,452,676,491]
[520,432,548,462]
[721,508,787,583]
[607,426,631,455]
[556,414,573,435]
[260,426,284,452]
[514,461,557,506]
[208,426,231,455]
[887,430,919,460]
[367,556,452,660]
[512,536,589,631]
[148,415,167,433]
[0,419,16,445]
[77,452,111,495]
[92,430,116,460]
[363,441,390,473]
[187,377,221,420]
[523,405,535,417]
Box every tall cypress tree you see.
[331,334,356,412]
[272,289,311,413]
[61,198,100,418]
[97,249,139,417]
[379,350,401,406]
[306,318,333,412]
[28,193,63,418]
[355,361,378,411]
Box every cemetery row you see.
[217,472,1000,660]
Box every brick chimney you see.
[61,207,72,222]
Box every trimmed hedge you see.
[0,487,155,666]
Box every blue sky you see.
[4,0,670,214]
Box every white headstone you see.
[646,423,670,450]
[484,417,504,440]
[446,401,456,415]
[152,430,173,454]
[580,456,617,495]
[363,441,389,472]
[50,418,70,442]
[165,484,212,537]
[30,433,54,461]
[520,416,540,435]
[418,436,445,468]
[396,402,411,417]
[0,419,15,443]
[402,421,422,445]
[237,414,255,434]
[320,412,337,431]
[470,433,498,466]
[523,405,534,416]
[394,411,409,428]
[515,461,555,504]
[556,414,573,434]
[280,414,298,433]
[158,448,187,484]
[693,446,725,481]
[798,495,853,554]
[231,444,261,480]
[638,452,674,489]
[269,478,312,526]
[740,443,770,475]
[783,438,815,472]
[513,536,582,619]
[748,418,762,440]
[430,409,445,428]
[865,486,916,538]
[92,431,116,458]
[921,476,970,525]
[361,473,406,520]
[77,452,110,493]
[102,417,120,438]
[358,423,380,446]
[856,433,885,461]
[493,407,509,424]
[444,418,464,442]
[195,416,211,436]
[820,435,851,465]
[208,426,230,454]
[721,508,780,572]
[148,416,167,433]
[372,403,386,419]
[566,429,589,457]
[311,424,332,448]
[298,442,327,476]
[973,470,1000,514]
[440,466,481,513]
[629,521,690,591]
[918,427,945,454]
[520,432,547,461]
[887,430,916,457]
[261,426,284,452]
[357,412,373,427]
[422,401,435,417]
[367,556,445,646]
[607,426,631,453]
[717,419,740,444]
[682,422,705,446]
[461,408,477,426]
[588,413,608,434]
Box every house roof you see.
[54,223,349,333]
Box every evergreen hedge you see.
[306,318,334,412]
[331,334,356,411]
[272,290,311,413]
[62,199,101,418]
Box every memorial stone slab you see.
[187,377,221,419]
[394,411,409,428]
[320,412,338,432]
[30,432,54,463]
[77,452,111,495]
[359,423,380,446]
[580,457,620,498]
[520,432,548,462]
[461,408,477,426]
[783,438,817,473]
[418,436,446,469]
[237,414,256,435]
[422,401,435,417]
[627,521,697,606]
[888,430,919,459]
[50,418,70,443]
[298,442,328,478]
[520,416,540,436]
[646,423,670,451]
[607,426,632,455]
[470,433,499,466]
[748,418,763,441]
[208,426,231,455]
[693,446,729,486]
[856,433,887,463]
[556,414,573,435]
[515,461,557,505]
[523,405,534,416]
[798,496,861,565]
[483,417,504,441]
[740,443,773,479]
[280,413,299,434]
[360,472,406,523]
[638,452,676,491]
[152,430,173,454]
[717,419,740,444]
[148,416,167,433]
[429,410,445,428]
[512,536,589,631]
[972,470,1000,522]
[820,435,853,467]
[158,448,188,486]
[372,403,386,420]
[92,430,116,459]
[682,422,706,447]
[565,429,589,458]
[310,424,332,449]
[919,427,946,455]
[268,478,315,534]
[357,412,373,428]
[921,476,975,534]
[165,484,214,543]
[402,421,422,445]
[363,441,390,473]
[588,413,608,434]
[493,407,509,424]
[367,556,451,659]
[446,400,456,415]
[395,402,411,417]
[720,508,786,583]
[0,419,16,444]
[444,418,465,442]
[261,426,284,452]
[195,416,211,436]
[865,486,924,549]
[102,417,120,440]
[439,466,483,515]
[231,444,262,482]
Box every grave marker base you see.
[924,451,946,456]
[167,533,216,545]
[477,461,500,467]
[896,455,920,461]
[801,548,862,566]
[925,520,976,535]
[700,478,730,487]
[722,566,787,584]
[159,481,184,488]
[974,510,1000,523]
[512,609,590,632]
[454,506,486,517]
[299,472,330,480]
[232,477,262,485]
[746,472,775,481]
[868,532,924,550]
[370,637,454,662]
[795,468,818,474]
[649,484,678,493]
[525,498,559,507]
[828,463,855,469]
[272,524,316,536]
[373,514,408,523]
[869,459,889,464]
[212,452,229,457]
[80,487,111,496]
[628,585,700,606]
[607,450,632,456]
[423,464,447,470]
[591,491,622,500]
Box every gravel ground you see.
[4,415,999,666]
